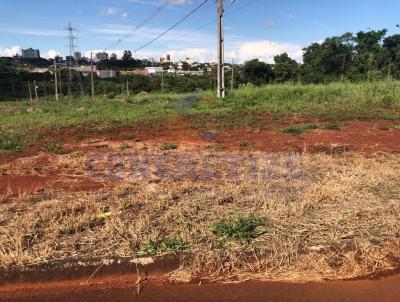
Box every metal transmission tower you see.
[217,0,225,98]
[66,23,77,99]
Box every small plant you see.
[281,124,319,135]
[160,238,190,255]
[212,215,271,241]
[393,125,400,131]
[239,140,251,147]
[0,132,23,151]
[206,143,225,151]
[160,143,178,150]
[322,123,342,131]
[135,238,189,257]
[42,143,63,154]
[120,143,132,151]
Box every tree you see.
[302,33,354,82]
[273,53,299,83]
[243,59,274,85]
[383,34,400,79]
[351,29,387,80]
[122,50,133,61]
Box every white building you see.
[146,67,163,75]
[97,70,117,79]
[96,52,109,61]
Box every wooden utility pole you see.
[59,69,62,98]
[43,84,47,101]
[161,71,164,93]
[231,58,234,92]
[54,60,59,101]
[33,80,38,101]
[28,81,33,101]
[126,79,130,97]
[217,0,225,98]
[90,52,95,100]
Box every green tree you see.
[273,53,299,83]
[302,33,354,82]
[243,59,274,85]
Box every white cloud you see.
[227,40,303,63]
[101,7,118,16]
[0,27,64,37]
[122,12,129,20]
[47,50,61,59]
[0,46,21,57]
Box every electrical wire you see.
[132,0,210,53]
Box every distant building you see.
[176,70,204,76]
[21,48,40,59]
[186,57,193,65]
[97,70,117,79]
[166,54,171,63]
[74,51,82,61]
[146,66,163,75]
[96,52,109,61]
[54,56,64,63]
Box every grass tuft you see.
[212,215,270,241]
[160,143,178,151]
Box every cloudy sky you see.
[1,0,400,63]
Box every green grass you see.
[42,143,63,154]
[160,143,178,150]
[1,81,400,151]
[212,216,271,241]
[135,238,190,257]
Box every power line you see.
[133,0,210,53]
[105,2,171,50]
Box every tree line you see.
[241,29,400,85]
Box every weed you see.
[393,125,400,130]
[212,215,270,241]
[322,123,343,130]
[160,144,178,151]
[120,143,132,151]
[206,143,225,151]
[239,140,251,147]
[0,132,23,151]
[282,124,318,135]
[42,143,63,154]
[135,238,189,257]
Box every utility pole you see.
[28,81,33,101]
[126,79,130,97]
[161,71,164,93]
[34,80,38,101]
[231,58,234,92]
[90,52,95,100]
[66,22,77,100]
[59,69,62,98]
[54,60,59,101]
[217,0,225,98]
[43,84,47,101]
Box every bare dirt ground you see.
[0,119,400,301]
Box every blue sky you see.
[1,0,400,62]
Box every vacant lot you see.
[0,82,400,283]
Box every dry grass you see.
[0,151,400,282]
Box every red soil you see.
[0,174,105,197]
[1,269,399,302]
[1,119,399,197]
